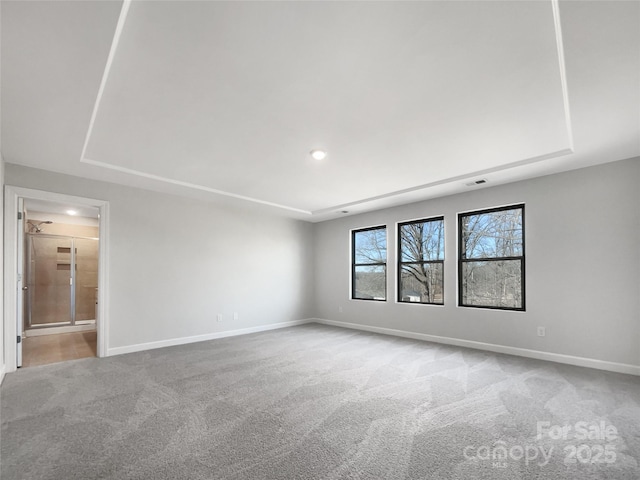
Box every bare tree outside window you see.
[398,217,444,304]
[458,205,525,310]
[352,226,387,300]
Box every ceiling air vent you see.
[465,179,488,187]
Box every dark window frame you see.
[458,204,525,311]
[351,225,387,302]
[397,216,445,305]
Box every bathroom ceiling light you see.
[66,209,77,216]
[310,149,327,161]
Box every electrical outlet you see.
[233,312,239,321]
[217,313,223,322]
[537,326,546,337]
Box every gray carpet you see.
[1,324,639,480]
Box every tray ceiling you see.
[2,1,638,221]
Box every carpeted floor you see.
[1,323,639,479]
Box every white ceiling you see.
[2,1,638,222]
[24,199,99,220]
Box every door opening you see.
[4,186,109,373]
[20,200,100,367]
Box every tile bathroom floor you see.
[21,331,97,367]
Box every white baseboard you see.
[107,319,314,356]
[313,318,640,376]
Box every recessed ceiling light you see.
[66,209,77,216]
[310,149,327,161]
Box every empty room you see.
[1,1,639,479]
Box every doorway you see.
[21,202,100,367]
[4,186,109,373]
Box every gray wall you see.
[0,158,4,377]
[313,158,640,367]
[5,158,639,368]
[1,0,4,374]
[5,164,315,350]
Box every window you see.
[352,226,387,301]
[398,217,444,304]
[458,204,525,310]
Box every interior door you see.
[16,198,24,367]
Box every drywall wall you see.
[5,164,314,352]
[314,157,640,369]
[0,157,4,382]
[1,0,4,379]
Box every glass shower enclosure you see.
[25,234,99,329]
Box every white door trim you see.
[3,186,110,372]
[16,197,24,367]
